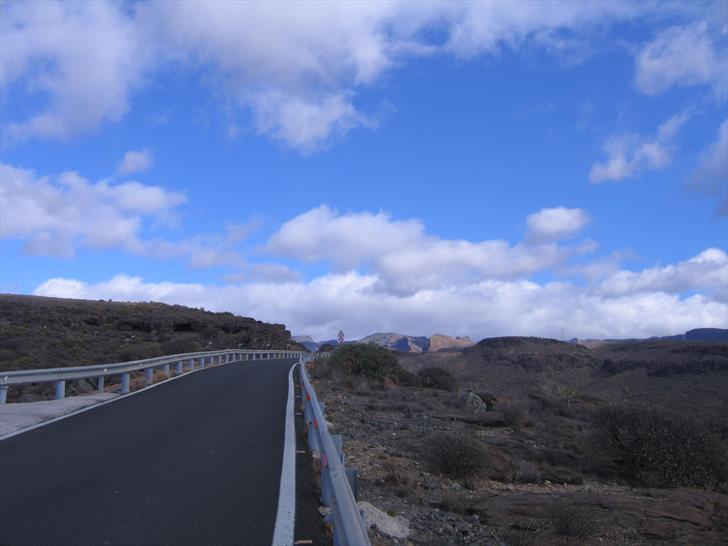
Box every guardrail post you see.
[346,468,359,501]
[0,385,8,404]
[145,368,154,386]
[121,373,130,394]
[163,363,170,377]
[332,434,344,465]
[189,358,195,371]
[176,361,183,375]
[54,380,65,400]
[97,376,104,393]
[321,456,333,507]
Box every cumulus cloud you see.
[600,248,728,302]
[589,111,690,183]
[635,23,727,97]
[0,164,185,257]
[1,0,657,151]
[117,149,154,175]
[33,267,728,342]
[690,118,728,216]
[265,205,578,294]
[526,207,590,242]
[0,1,148,140]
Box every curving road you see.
[0,357,318,546]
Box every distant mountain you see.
[359,332,430,352]
[648,328,728,341]
[684,328,728,341]
[578,328,728,347]
[292,335,319,352]
[428,333,474,352]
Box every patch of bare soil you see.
[310,371,728,545]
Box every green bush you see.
[397,368,421,387]
[595,404,728,488]
[417,367,458,391]
[426,432,487,478]
[327,343,403,380]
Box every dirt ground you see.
[310,366,728,546]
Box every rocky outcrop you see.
[428,333,474,352]
[359,332,429,352]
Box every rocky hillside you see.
[311,339,728,545]
[428,334,474,352]
[0,294,302,373]
[398,336,728,425]
[360,332,430,352]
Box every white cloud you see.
[1,0,660,151]
[33,267,728,342]
[117,150,154,175]
[0,1,149,140]
[635,23,727,97]
[600,248,728,302]
[265,205,577,294]
[589,111,690,183]
[526,207,590,242]
[0,163,185,257]
[690,118,728,216]
[224,264,302,284]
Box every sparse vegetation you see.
[500,401,529,429]
[426,432,487,478]
[308,336,728,545]
[0,294,301,401]
[548,502,597,539]
[594,404,728,488]
[417,366,458,391]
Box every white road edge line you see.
[0,358,245,442]
[272,362,297,546]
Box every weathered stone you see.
[358,501,411,540]
[459,392,485,414]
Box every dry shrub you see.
[514,460,541,484]
[397,368,421,387]
[382,461,412,487]
[548,502,597,539]
[501,401,529,429]
[417,367,458,391]
[309,360,332,379]
[436,491,479,515]
[595,403,728,488]
[426,432,487,478]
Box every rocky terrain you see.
[360,333,431,353]
[0,294,302,401]
[428,334,475,352]
[310,338,728,545]
[297,332,475,353]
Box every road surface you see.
[0,357,311,546]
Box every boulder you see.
[459,392,485,414]
[358,501,411,540]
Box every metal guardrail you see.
[0,349,303,403]
[299,354,372,546]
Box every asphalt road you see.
[0,358,300,546]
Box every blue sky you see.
[1,1,727,341]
